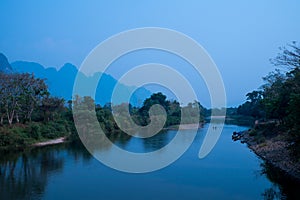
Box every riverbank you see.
[0,121,72,150]
[33,123,204,146]
[165,123,204,130]
[1,123,204,150]
[238,129,300,182]
[32,137,67,147]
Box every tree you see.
[18,73,48,122]
[40,97,65,122]
[262,73,289,123]
[238,42,300,123]
[140,92,169,112]
[138,92,170,126]
[0,73,48,125]
[271,41,300,69]
[263,42,300,124]
[0,73,20,125]
[246,90,263,103]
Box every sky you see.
[1,0,300,107]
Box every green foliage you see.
[248,126,270,144]
[137,93,204,127]
[239,43,300,126]
[28,123,41,140]
[249,129,257,137]
[0,125,34,148]
[240,42,300,155]
[0,71,75,148]
[0,131,25,147]
[0,73,48,125]
[40,120,69,139]
[0,71,206,149]
[0,119,72,149]
[237,90,264,118]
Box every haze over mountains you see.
[0,53,151,106]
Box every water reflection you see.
[109,129,174,153]
[106,131,132,149]
[0,126,299,199]
[142,130,171,152]
[262,186,281,200]
[260,162,300,199]
[0,144,91,200]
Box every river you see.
[0,124,297,199]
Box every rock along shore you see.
[238,130,300,182]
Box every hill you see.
[0,53,13,73]
[11,61,151,106]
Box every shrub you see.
[29,123,41,140]
[249,130,257,136]
[0,128,32,148]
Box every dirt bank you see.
[239,130,300,181]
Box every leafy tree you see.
[18,73,48,122]
[138,93,204,126]
[237,90,264,119]
[262,77,289,122]
[264,42,300,125]
[40,97,65,122]
[239,42,300,155]
[0,73,48,125]
[140,92,169,113]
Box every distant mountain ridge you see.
[0,53,13,73]
[10,60,151,106]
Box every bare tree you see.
[271,41,300,69]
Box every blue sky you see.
[1,0,300,107]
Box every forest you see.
[0,73,205,149]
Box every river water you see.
[0,124,298,199]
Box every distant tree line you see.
[131,92,205,127]
[72,92,205,139]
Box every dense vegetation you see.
[0,72,73,148]
[71,92,205,142]
[236,42,300,156]
[0,72,205,149]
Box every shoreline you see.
[2,123,204,151]
[165,123,204,130]
[32,137,67,147]
[238,130,300,182]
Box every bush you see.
[28,123,41,140]
[39,121,68,139]
[0,127,33,148]
[249,129,257,137]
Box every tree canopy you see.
[237,42,300,154]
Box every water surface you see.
[0,124,297,199]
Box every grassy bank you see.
[0,121,72,150]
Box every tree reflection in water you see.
[142,129,172,152]
[106,131,132,149]
[260,162,300,200]
[0,144,91,200]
